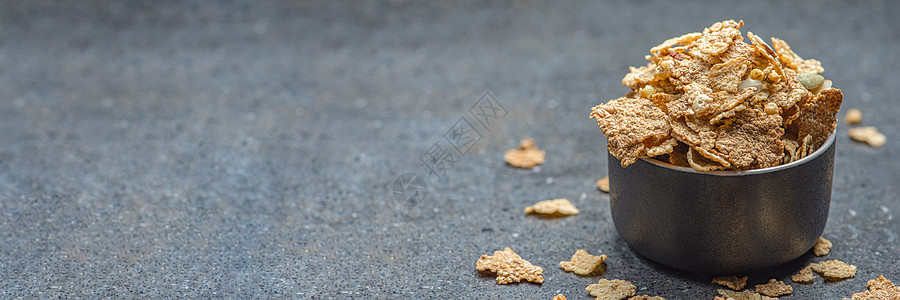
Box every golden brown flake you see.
[845,108,863,124]
[755,279,792,297]
[713,275,748,291]
[717,289,775,300]
[849,126,887,148]
[560,249,607,276]
[792,266,816,284]
[771,37,824,74]
[505,138,546,168]
[553,294,568,300]
[475,247,544,284]
[590,97,675,167]
[850,276,900,300]
[810,259,857,280]
[628,296,666,300]
[796,88,843,148]
[813,236,832,256]
[597,176,610,193]
[525,198,579,217]
[586,279,637,300]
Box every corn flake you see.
[797,88,843,148]
[553,294,568,300]
[850,276,900,300]
[590,97,675,167]
[771,37,824,74]
[813,236,832,256]
[586,279,637,300]
[505,138,546,168]
[810,259,857,280]
[845,108,863,124]
[525,198,579,217]
[597,176,610,193]
[476,247,544,284]
[755,279,792,297]
[713,275,748,291]
[849,126,887,148]
[792,266,816,284]
[560,249,607,276]
[717,289,775,300]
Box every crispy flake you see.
[713,109,785,169]
[505,138,546,168]
[586,279,637,300]
[845,108,863,124]
[792,266,816,284]
[797,88,843,148]
[810,259,857,280]
[709,58,751,93]
[553,295,568,300]
[476,247,544,284]
[560,249,607,276]
[717,289,775,300]
[591,97,674,167]
[597,176,610,193]
[755,279,792,297]
[713,275,748,291]
[697,20,744,56]
[850,276,900,300]
[771,37,824,74]
[525,198,579,217]
[813,236,832,256]
[849,126,887,148]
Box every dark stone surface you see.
[1,0,897,298]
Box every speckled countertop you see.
[1,1,898,298]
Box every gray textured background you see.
[1,1,898,298]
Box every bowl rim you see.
[639,131,836,176]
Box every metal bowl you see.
[608,132,836,274]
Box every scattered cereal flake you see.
[553,294,568,300]
[849,126,887,148]
[771,37,824,74]
[627,296,666,300]
[845,108,863,125]
[755,279,792,297]
[590,97,675,167]
[850,276,900,300]
[717,289,775,300]
[560,249,608,276]
[586,279,637,300]
[596,176,610,193]
[476,247,544,284]
[505,138,546,168]
[797,88,843,148]
[792,266,816,284]
[813,236,832,256]
[525,198,579,217]
[713,275,749,291]
[810,259,857,280]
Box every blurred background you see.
[0,0,897,298]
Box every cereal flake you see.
[590,97,675,167]
[597,176,610,193]
[813,236,832,256]
[792,266,816,284]
[476,247,544,284]
[755,279,792,297]
[810,259,857,280]
[553,294,568,300]
[560,249,607,276]
[844,108,863,124]
[717,289,775,300]
[505,138,546,168]
[525,198,579,217]
[771,37,824,74]
[627,296,665,300]
[586,279,637,300]
[850,276,900,300]
[713,275,748,291]
[849,126,886,148]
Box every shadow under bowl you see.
[608,132,836,274]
